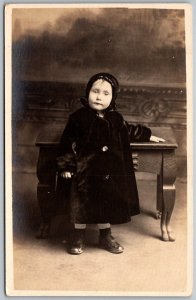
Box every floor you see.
[9,175,190,296]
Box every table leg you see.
[36,183,56,238]
[156,174,163,219]
[161,150,177,242]
[161,185,176,241]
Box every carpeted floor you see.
[9,176,191,296]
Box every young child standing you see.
[57,73,164,255]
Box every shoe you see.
[68,229,85,255]
[99,228,124,254]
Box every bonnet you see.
[81,72,119,110]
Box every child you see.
[57,73,164,255]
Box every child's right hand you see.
[60,171,73,179]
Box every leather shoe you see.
[99,228,124,254]
[68,229,85,255]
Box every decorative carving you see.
[12,81,186,129]
[139,98,169,119]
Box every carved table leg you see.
[36,183,56,239]
[156,174,163,219]
[36,147,58,238]
[161,150,177,242]
[161,185,176,241]
[36,220,50,239]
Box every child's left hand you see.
[150,135,166,143]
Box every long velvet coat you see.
[56,106,151,225]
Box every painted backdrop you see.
[13,8,185,86]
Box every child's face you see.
[88,79,112,111]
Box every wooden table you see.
[35,126,178,241]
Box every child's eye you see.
[92,89,99,93]
[104,92,109,96]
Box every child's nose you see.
[96,94,101,100]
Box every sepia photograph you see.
[5,3,192,296]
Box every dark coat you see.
[56,106,151,225]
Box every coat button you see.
[104,174,110,180]
[102,146,108,152]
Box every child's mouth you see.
[94,102,102,106]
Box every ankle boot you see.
[99,228,124,254]
[68,229,85,255]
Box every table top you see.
[131,127,178,149]
[36,126,178,150]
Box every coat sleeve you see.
[56,116,78,173]
[125,121,152,142]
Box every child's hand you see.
[150,135,166,143]
[60,171,73,179]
